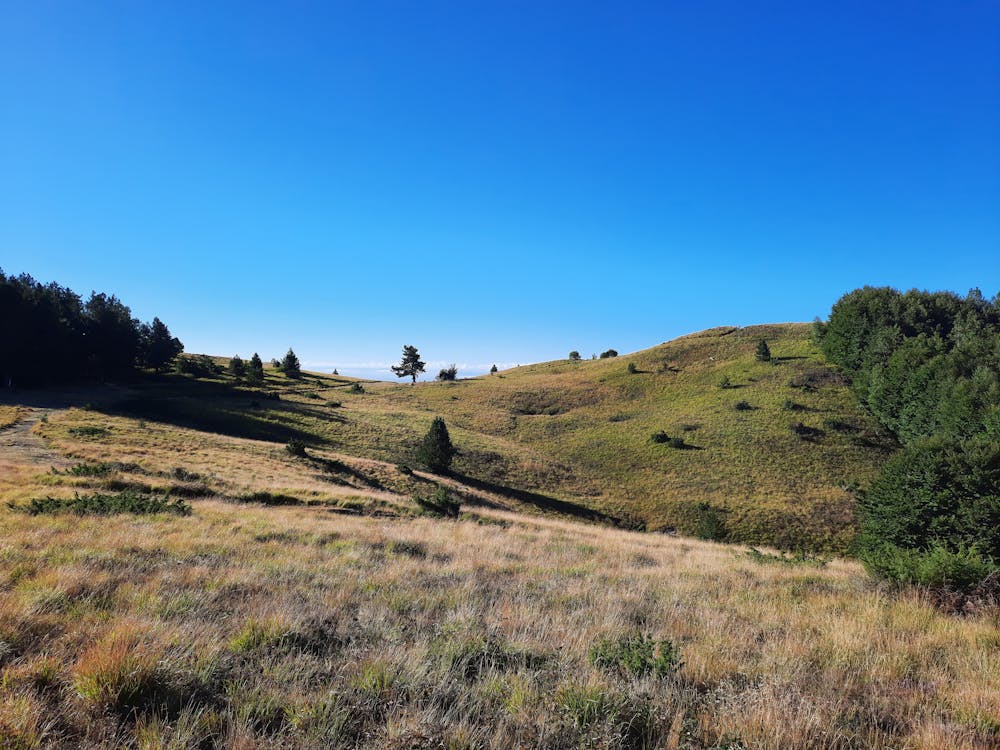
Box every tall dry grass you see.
[0,500,996,749]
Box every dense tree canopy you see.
[391,345,426,384]
[817,286,1000,591]
[0,270,183,386]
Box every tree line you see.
[815,286,999,594]
[0,270,183,386]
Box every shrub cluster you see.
[9,491,192,516]
[817,287,1000,592]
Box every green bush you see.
[862,542,997,593]
[599,349,618,359]
[588,633,680,679]
[10,491,191,516]
[626,362,637,374]
[650,430,670,444]
[416,417,456,473]
[285,439,307,458]
[414,486,461,518]
[857,436,1000,590]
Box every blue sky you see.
[2,1,998,379]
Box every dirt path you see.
[0,408,72,470]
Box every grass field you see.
[2,324,988,748]
[1,501,997,749]
[9,324,891,553]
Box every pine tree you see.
[247,353,265,384]
[490,364,498,374]
[391,345,426,384]
[755,339,772,362]
[140,317,183,372]
[416,417,456,473]
[568,351,581,361]
[228,355,246,379]
[281,348,301,378]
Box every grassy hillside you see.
[0,327,996,748]
[1,501,997,749]
[2,324,890,553]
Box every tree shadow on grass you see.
[105,376,343,446]
[447,471,637,528]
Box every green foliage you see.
[650,430,669,444]
[627,362,638,374]
[228,355,246,379]
[280,348,301,378]
[175,354,220,377]
[437,364,458,381]
[718,375,732,389]
[568,351,581,361]
[416,417,456,473]
[10,491,192,516]
[755,339,772,362]
[599,349,618,359]
[862,542,997,593]
[692,502,727,541]
[68,425,110,438]
[734,400,754,411]
[347,382,365,394]
[489,364,498,373]
[391,344,426,384]
[588,633,681,679]
[856,436,1000,564]
[413,486,461,518]
[140,317,184,371]
[285,439,308,458]
[247,352,265,384]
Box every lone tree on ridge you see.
[392,345,426,384]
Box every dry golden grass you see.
[0,500,997,749]
[0,406,24,429]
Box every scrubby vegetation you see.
[816,287,1000,592]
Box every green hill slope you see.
[7,323,891,552]
[355,323,891,551]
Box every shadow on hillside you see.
[448,471,633,527]
[103,376,344,446]
[309,455,385,491]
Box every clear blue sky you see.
[2,1,998,379]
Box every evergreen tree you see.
[755,339,772,362]
[247,353,265,384]
[228,355,246,379]
[416,417,456,473]
[569,351,581,361]
[141,317,184,371]
[281,348,301,378]
[490,364,498,374]
[391,345,426,384]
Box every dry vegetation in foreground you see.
[0,501,998,749]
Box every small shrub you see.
[65,462,112,476]
[68,426,109,438]
[416,417,456,473]
[437,364,458,381]
[667,436,687,449]
[791,422,824,440]
[626,362,637,374]
[782,399,806,411]
[862,542,998,594]
[286,439,307,457]
[10,491,191,516]
[589,633,681,679]
[755,339,772,362]
[414,486,461,518]
[347,383,365,394]
[396,463,413,475]
[734,400,754,411]
[650,430,670,444]
[718,375,732,389]
[327,400,342,408]
[692,501,727,541]
[599,349,618,359]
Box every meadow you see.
[2,500,998,749]
[0,325,995,748]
